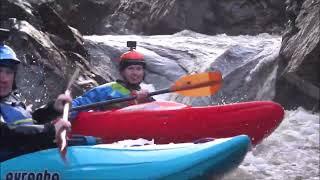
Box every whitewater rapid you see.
[222,108,319,180]
[85,30,282,106]
[84,31,319,179]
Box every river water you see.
[222,108,319,180]
[84,31,320,180]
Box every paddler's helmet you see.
[119,41,145,71]
[0,28,20,69]
[0,28,21,90]
[0,44,21,69]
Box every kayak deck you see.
[1,135,250,179]
[72,101,284,145]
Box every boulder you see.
[277,0,319,111]
[49,0,286,35]
[51,0,119,35]
[146,0,286,35]
[1,0,106,108]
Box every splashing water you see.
[84,30,319,179]
[222,108,319,180]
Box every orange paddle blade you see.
[171,71,222,96]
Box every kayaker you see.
[0,40,71,125]
[0,31,72,161]
[72,41,154,110]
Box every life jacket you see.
[0,93,33,125]
[72,81,131,111]
[116,80,155,105]
[72,80,155,113]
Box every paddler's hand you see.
[52,118,71,145]
[53,94,72,113]
[132,90,149,102]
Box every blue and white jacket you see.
[0,94,33,125]
[72,80,155,113]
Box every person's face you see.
[0,66,15,97]
[121,64,144,85]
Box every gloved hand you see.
[53,94,72,113]
[131,90,149,103]
[52,118,71,139]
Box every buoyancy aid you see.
[71,80,155,114]
[0,93,33,125]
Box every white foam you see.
[225,108,320,180]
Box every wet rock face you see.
[1,0,106,108]
[0,0,41,30]
[146,0,286,35]
[51,0,286,35]
[49,0,120,35]
[277,0,320,111]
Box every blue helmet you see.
[0,44,21,67]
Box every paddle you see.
[58,68,80,161]
[71,71,222,112]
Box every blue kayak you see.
[1,135,250,179]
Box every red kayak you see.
[72,101,284,145]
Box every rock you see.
[146,0,213,35]
[205,41,280,106]
[1,0,106,109]
[38,3,88,57]
[0,0,42,30]
[51,0,119,35]
[144,0,286,35]
[48,0,286,35]
[277,0,320,110]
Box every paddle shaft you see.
[71,87,171,111]
[59,68,81,160]
[59,90,70,157]
[71,71,222,112]
[71,79,218,111]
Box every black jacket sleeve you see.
[32,101,62,124]
[0,122,56,148]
